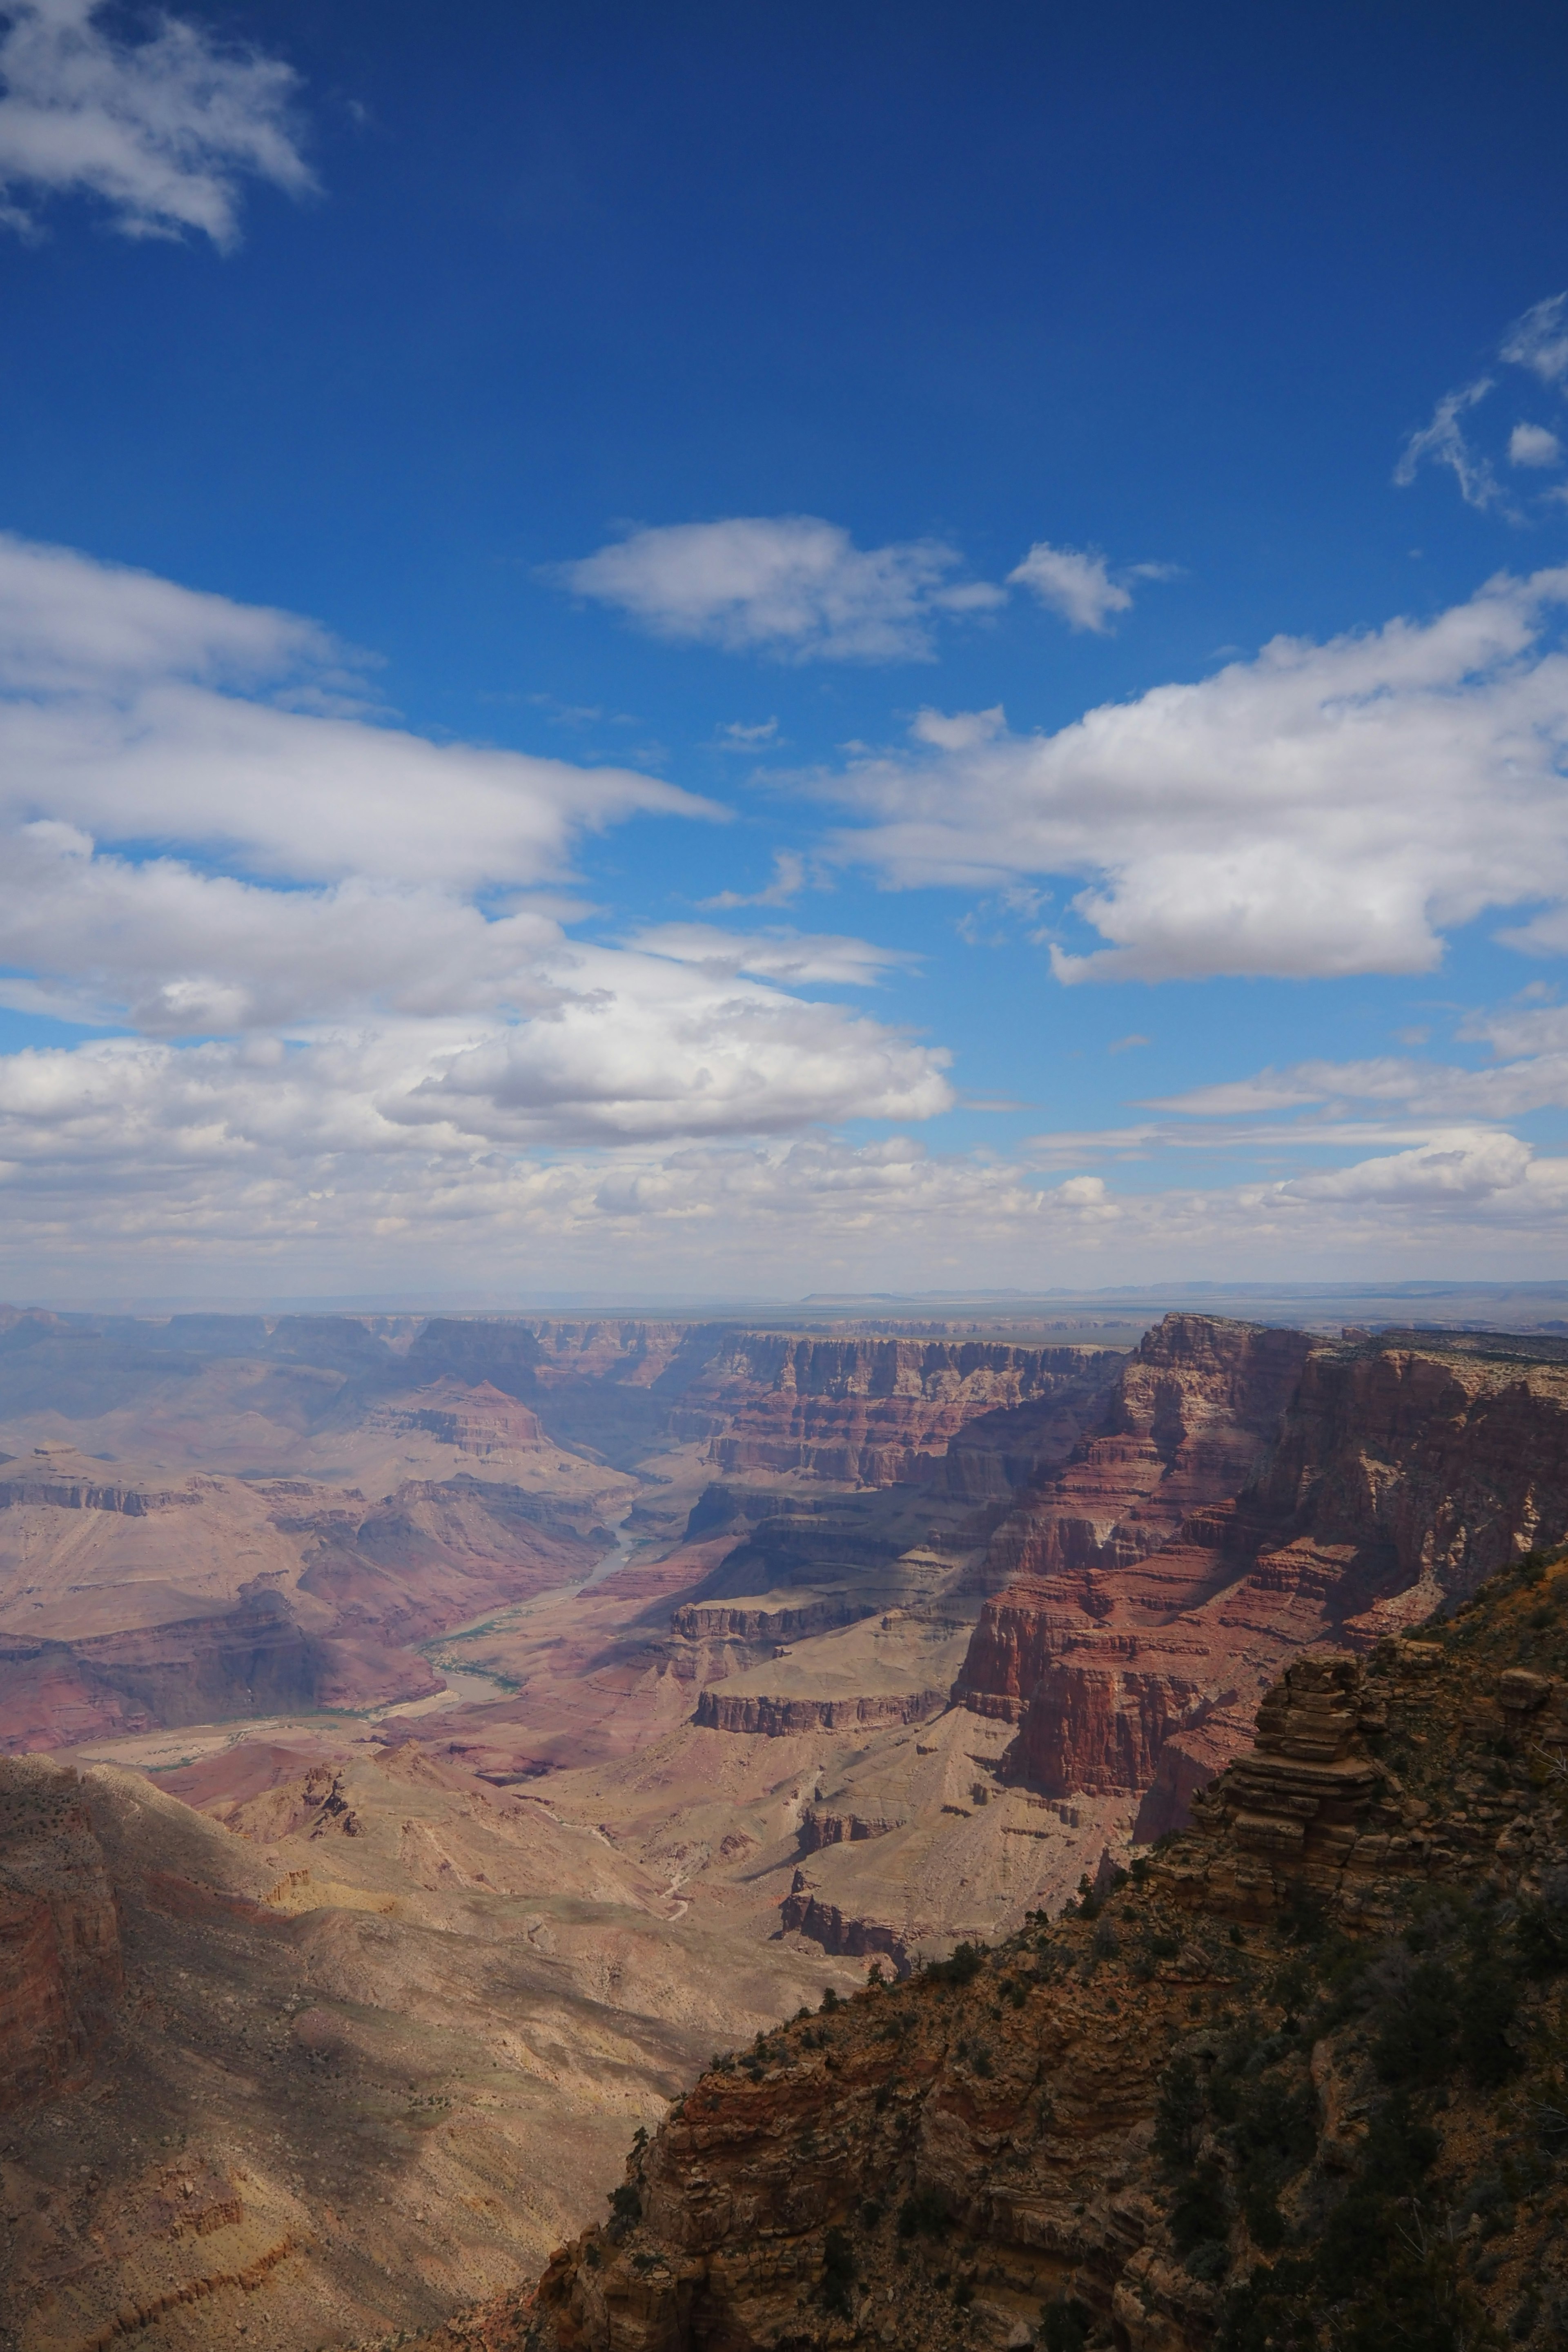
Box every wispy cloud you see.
[626,922,917,987]
[0,0,313,247]
[1501,292,1568,387]
[1397,294,1568,514]
[700,848,806,910]
[1394,378,1499,508]
[715,716,780,748]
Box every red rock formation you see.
[696,1337,1122,1487]
[776,1882,910,1970]
[692,1688,947,1735]
[953,1318,1568,1833]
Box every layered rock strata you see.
[697,1337,1123,1488]
[692,1687,946,1735]
[953,1316,1568,1835]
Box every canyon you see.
[520,1554,1568,2352]
[6,1303,1568,2345]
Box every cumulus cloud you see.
[553,516,1005,662]
[1007,542,1133,632]
[5,1063,1567,1296]
[822,567,1568,983]
[0,530,953,1219]
[0,0,312,246]
[1510,421,1563,469]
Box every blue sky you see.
[2,0,1568,1300]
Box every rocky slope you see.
[515,1551,1568,2352]
[0,1759,121,2113]
[954,1317,1568,1839]
[0,1736,864,2352]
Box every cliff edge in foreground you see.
[493,1550,1568,2352]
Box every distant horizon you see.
[9,1277,1568,1331]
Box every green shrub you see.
[898,2184,953,2240]
[1039,2295,1091,2352]
[1154,2055,1206,2169]
[820,2225,856,2316]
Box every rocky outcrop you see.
[795,1809,898,1852]
[692,1688,947,1735]
[669,1599,869,1645]
[777,1880,911,1971]
[0,1756,121,2109]
[953,1318,1568,1831]
[0,1452,200,1516]
[376,1379,547,1455]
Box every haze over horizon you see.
[3,0,1568,1300]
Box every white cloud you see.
[0,534,714,891]
[700,847,805,910]
[553,516,1004,662]
[0,0,312,247]
[8,1082,1568,1296]
[822,567,1568,983]
[1007,542,1134,632]
[1510,421,1563,469]
[1394,378,1499,508]
[0,531,955,1235]
[715,717,780,747]
[625,923,916,988]
[1501,293,1568,388]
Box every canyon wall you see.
[696,1335,1122,1486]
[953,1317,1568,1832]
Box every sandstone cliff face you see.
[517,1565,1568,2352]
[0,1757,120,2111]
[697,1337,1123,1488]
[953,1319,1568,1831]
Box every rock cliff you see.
[515,1553,1568,2352]
[698,1336,1123,1488]
[953,1317,1568,1835]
